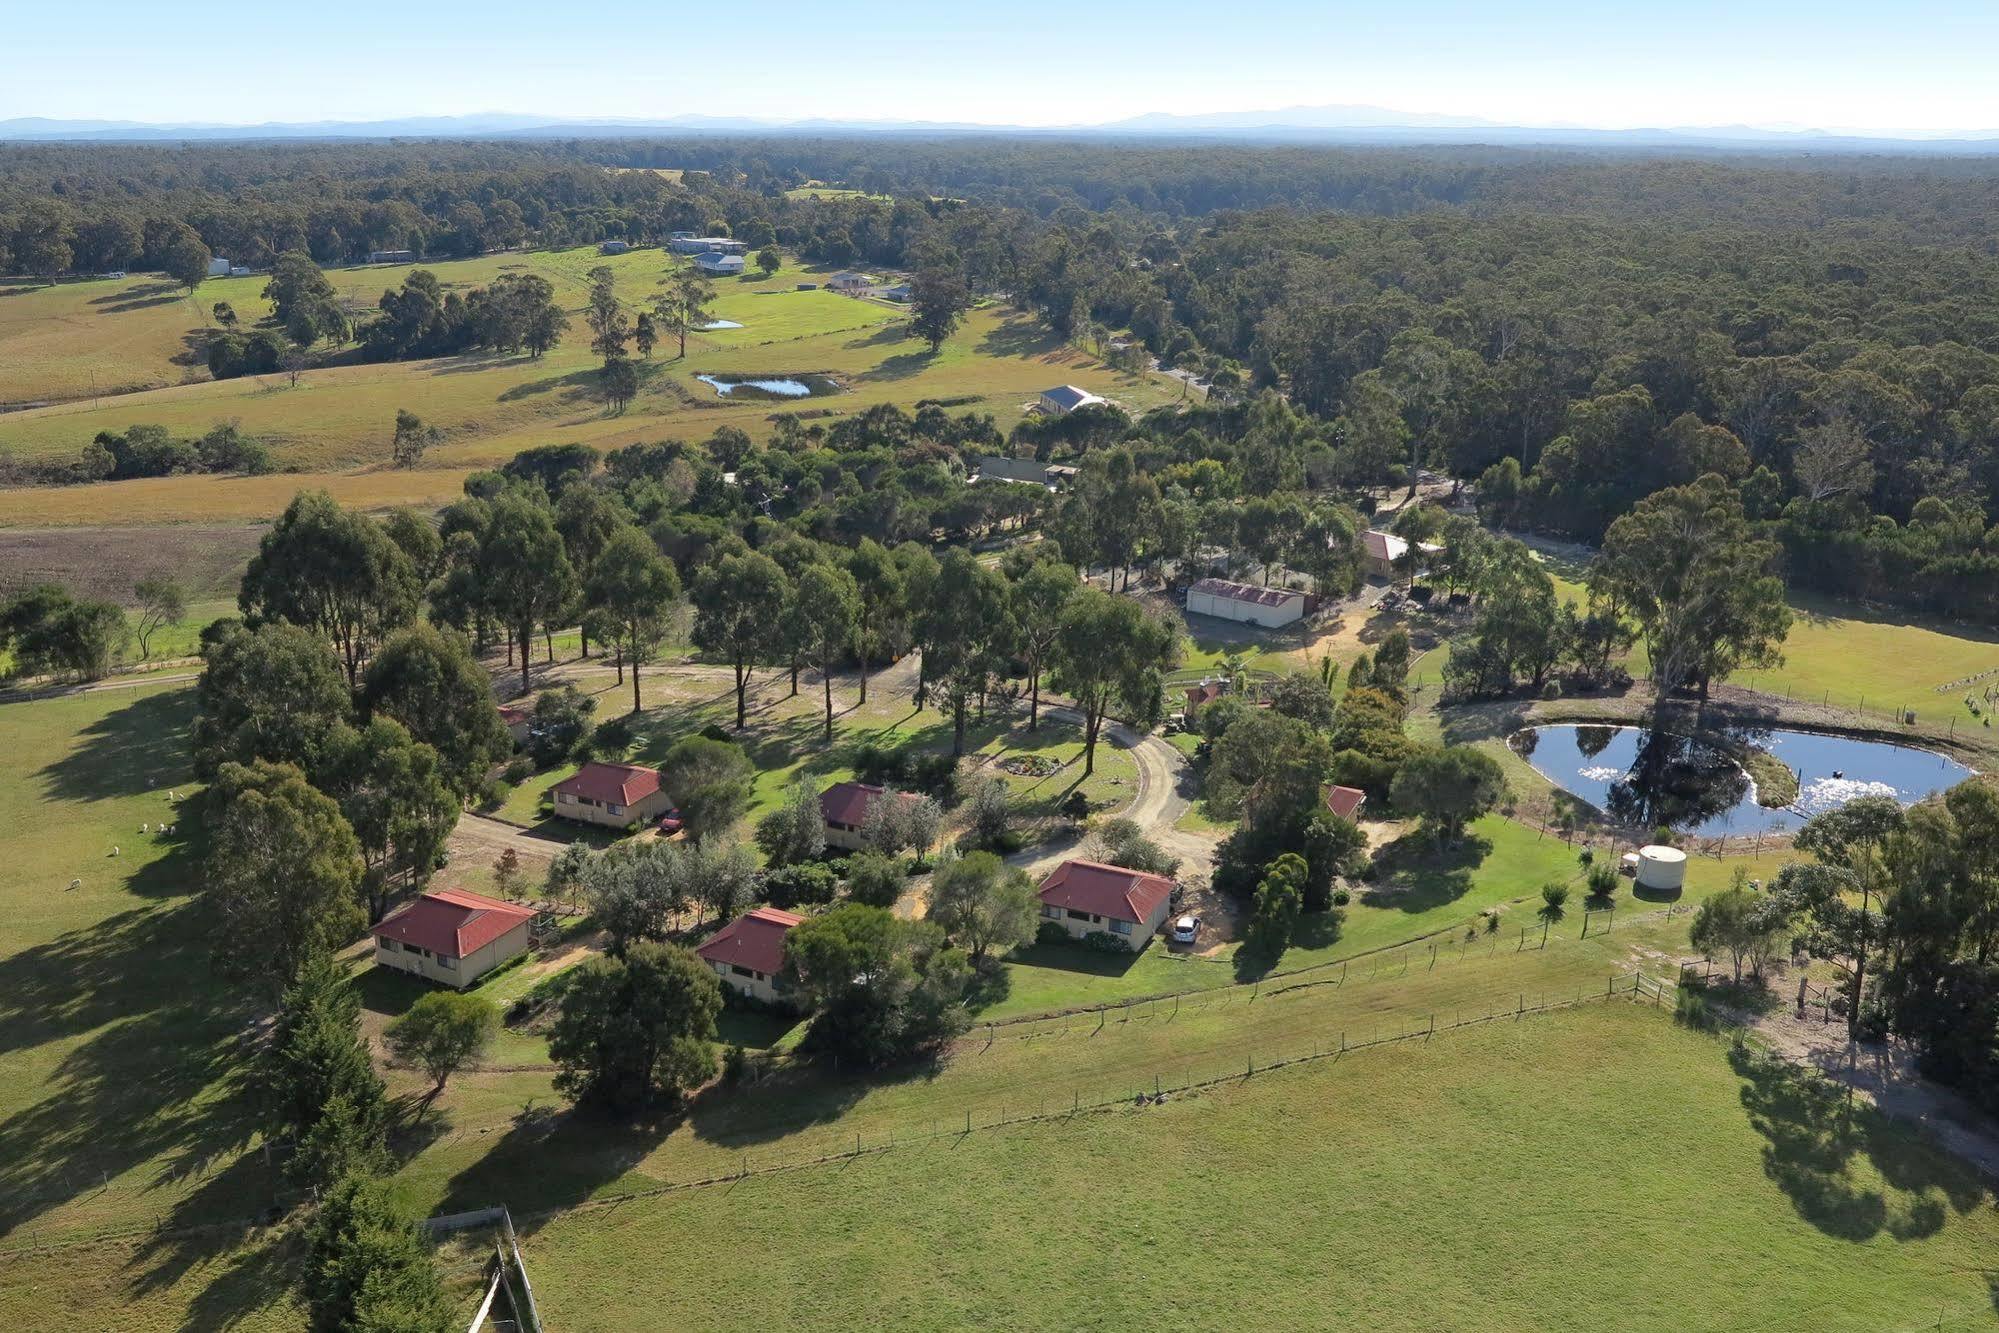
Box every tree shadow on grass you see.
[852,348,937,384]
[977,315,1064,360]
[1727,1041,1988,1243]
[1360,831,1494,915]
[0,899,264,1242]
[35,688,197,804]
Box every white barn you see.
[1185,578,1306,628]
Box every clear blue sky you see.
[7,0,1998,132]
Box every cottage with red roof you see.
[696,907,805,1003]
[1035,859,1174,952]
[818,780,920,852]
[1323,783,1368,821]
[497,703,532,746]
[1360,529,1444,581]
[372,888,537,988]
[1185,577,1306,629]
[547,761,671,830]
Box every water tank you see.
[1635,845,1687,892]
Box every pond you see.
[693,372,839,399]
[1513,723,1975,836]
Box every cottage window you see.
[1066,908,1096,923]
[1041,904,1061,919]
[437,955,457,970]
[1110,919,1133,935]
[608,804,625,816]
[731,964,759,979]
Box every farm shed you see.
[1185,578,1306,629]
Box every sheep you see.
[141,823,151,834]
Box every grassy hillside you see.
[0,246,1180,528]
[517,1004,1999,1331]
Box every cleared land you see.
[519,1004,1999,1332]
[0,247,1176,527]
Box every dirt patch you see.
[0,522,266,601]
[1168,878,1241,954]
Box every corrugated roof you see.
[373,888,535,960]
[697,907,805,977]
[550,762,662,807]
[1189,577,1302,608]
[1036,859,1173,925]
[1040,384,1103,410]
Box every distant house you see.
[668,230,695,241]
[882,282,912,302]
[599,239,632,255]
[497,704,532,746]
[696,907,805,1004]
[1360,529,1443,580]
[228,265,253,277]
[1323,784,1368,822]
[826,271,872,293]
[547,761,673,830]
[367,249,417,265]
[668,236,746,255]
[372,888,536,988]
[1038,384,1106,415]
[205,256,230,278]
[819,780,918,852]
[1185,577,1306,629]
[1036,859,1174,950]
[694,252,746,276]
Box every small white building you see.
[1185,577,1306,629]
[1038,384,1106,415]
[694,252,746,276]
[668,236,746,255]
[205,256,230,278]
[599,239,632,255]
[826,271,873,292]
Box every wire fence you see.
[1734,670,1998,741]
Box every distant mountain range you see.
[5,106,1998,151]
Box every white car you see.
[1170,915,1200,945]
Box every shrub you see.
[504,757,533,785]
[1584,862,1620,902]
[967,776,1013,849]
[1036,920,1070,946]
[594,717,634,754]
[1542,680,1561,700]
[700,722,733,743]
[722,1044,749,1083]
[762,862,838,909]
[1331,888,1351,906]
[1082,930,1132,954]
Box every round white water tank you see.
[1635,844,1687,891]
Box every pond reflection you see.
[1513,724,1975,835]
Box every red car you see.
[656,808,685,835]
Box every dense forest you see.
[7,136,1999,617]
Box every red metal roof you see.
[497,704,531,725]
[551,761,661,807]
[1186,682,1226,708]
[696,907,805,976]
[1188,577,1301,609]
[818,781,915,828]
[372,888,535,960]
[1323,784,1368,821]
[1036,859,1173,925]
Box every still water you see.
[1515,724,1974,835]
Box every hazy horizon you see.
[8,0,1999,136]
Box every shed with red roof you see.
[697,907,806,1004]
[548,761,672,830]
[372,888,537,988]
[1035,859,1175,951]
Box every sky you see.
[6,0,1999,133]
